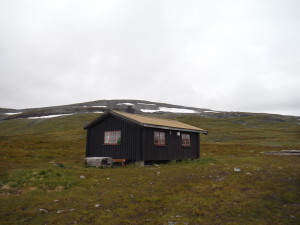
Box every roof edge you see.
[142,124,208,134]
[83,111,110,129]
[83,110,208,134]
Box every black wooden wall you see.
[86,114,200,161]
[142,128,199,161]
[86,115,142,160]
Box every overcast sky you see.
[0,0,299,116]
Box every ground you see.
[0,113,299,225]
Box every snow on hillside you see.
[28,114,73,119]
[117,103,134,106]
[203,110,220,113]
[137,103,156,106]
[5,112,22,115]
[141,107,197,113]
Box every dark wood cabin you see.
[83,111,207,162]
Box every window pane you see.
[160,132,165,145]
[182,134,190,146]
[104,131,121,144]
[154,131,165,145]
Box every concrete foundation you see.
[135,161,145,167]
[85,157,113,167]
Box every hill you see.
[0,100,299,224]
[2,99,299,121]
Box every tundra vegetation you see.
[0,113,299,224]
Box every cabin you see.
[83,110,207,165]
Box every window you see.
[154,131,165,146]
[182,134,190,147]
[104,131,121,145]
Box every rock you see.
[53,199,59,202]
[85,157,113,167]
[39,208,48,213]
[245,172,252,175]
[216,177,225,181]
[95,204,101,208]
[265,150,300,156]
[80,175,86,179]
[234,168,241,172]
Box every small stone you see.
[157,172,160,175]
[80,175,86,179]
[39,208,48,213]
[245,172,252,175]
[234,168,241,172]
[216,177,225,181]
[53,200,59,202]
[69,209,75,212]
[95,204,101,208]
[130,194,134,198]
[106,177,110,180]
[290,215,296,220]
[57,210,64,214]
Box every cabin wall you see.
[86,115,142,160]
[143,127,199,161]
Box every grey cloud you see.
[0,0,299,116]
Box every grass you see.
[0,113,299,224]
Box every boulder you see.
[85,157,113,167]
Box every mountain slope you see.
[1,99,299,121]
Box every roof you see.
[84,110,208,134]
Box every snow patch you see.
[140,109,160,113]
[137,103,156,106]
[117,103,134,106]
[28,114,73,119]
[5,112,22,115]
[203,111,220,113]
[93,111,104,114]
[91,106,107,108]
[141,107,197,113]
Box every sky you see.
[0,0,300,116]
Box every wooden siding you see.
[85,113,201,161]
[143,127,199,161]
[86,115,142,160]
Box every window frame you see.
[154,131,166,146]
[181,133,191,147]
[104,130,121,145]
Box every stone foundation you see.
[135,161,145,167]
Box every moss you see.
[0,113,299,224]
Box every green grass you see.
[0,113,299,224]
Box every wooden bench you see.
[112,159,126,166]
